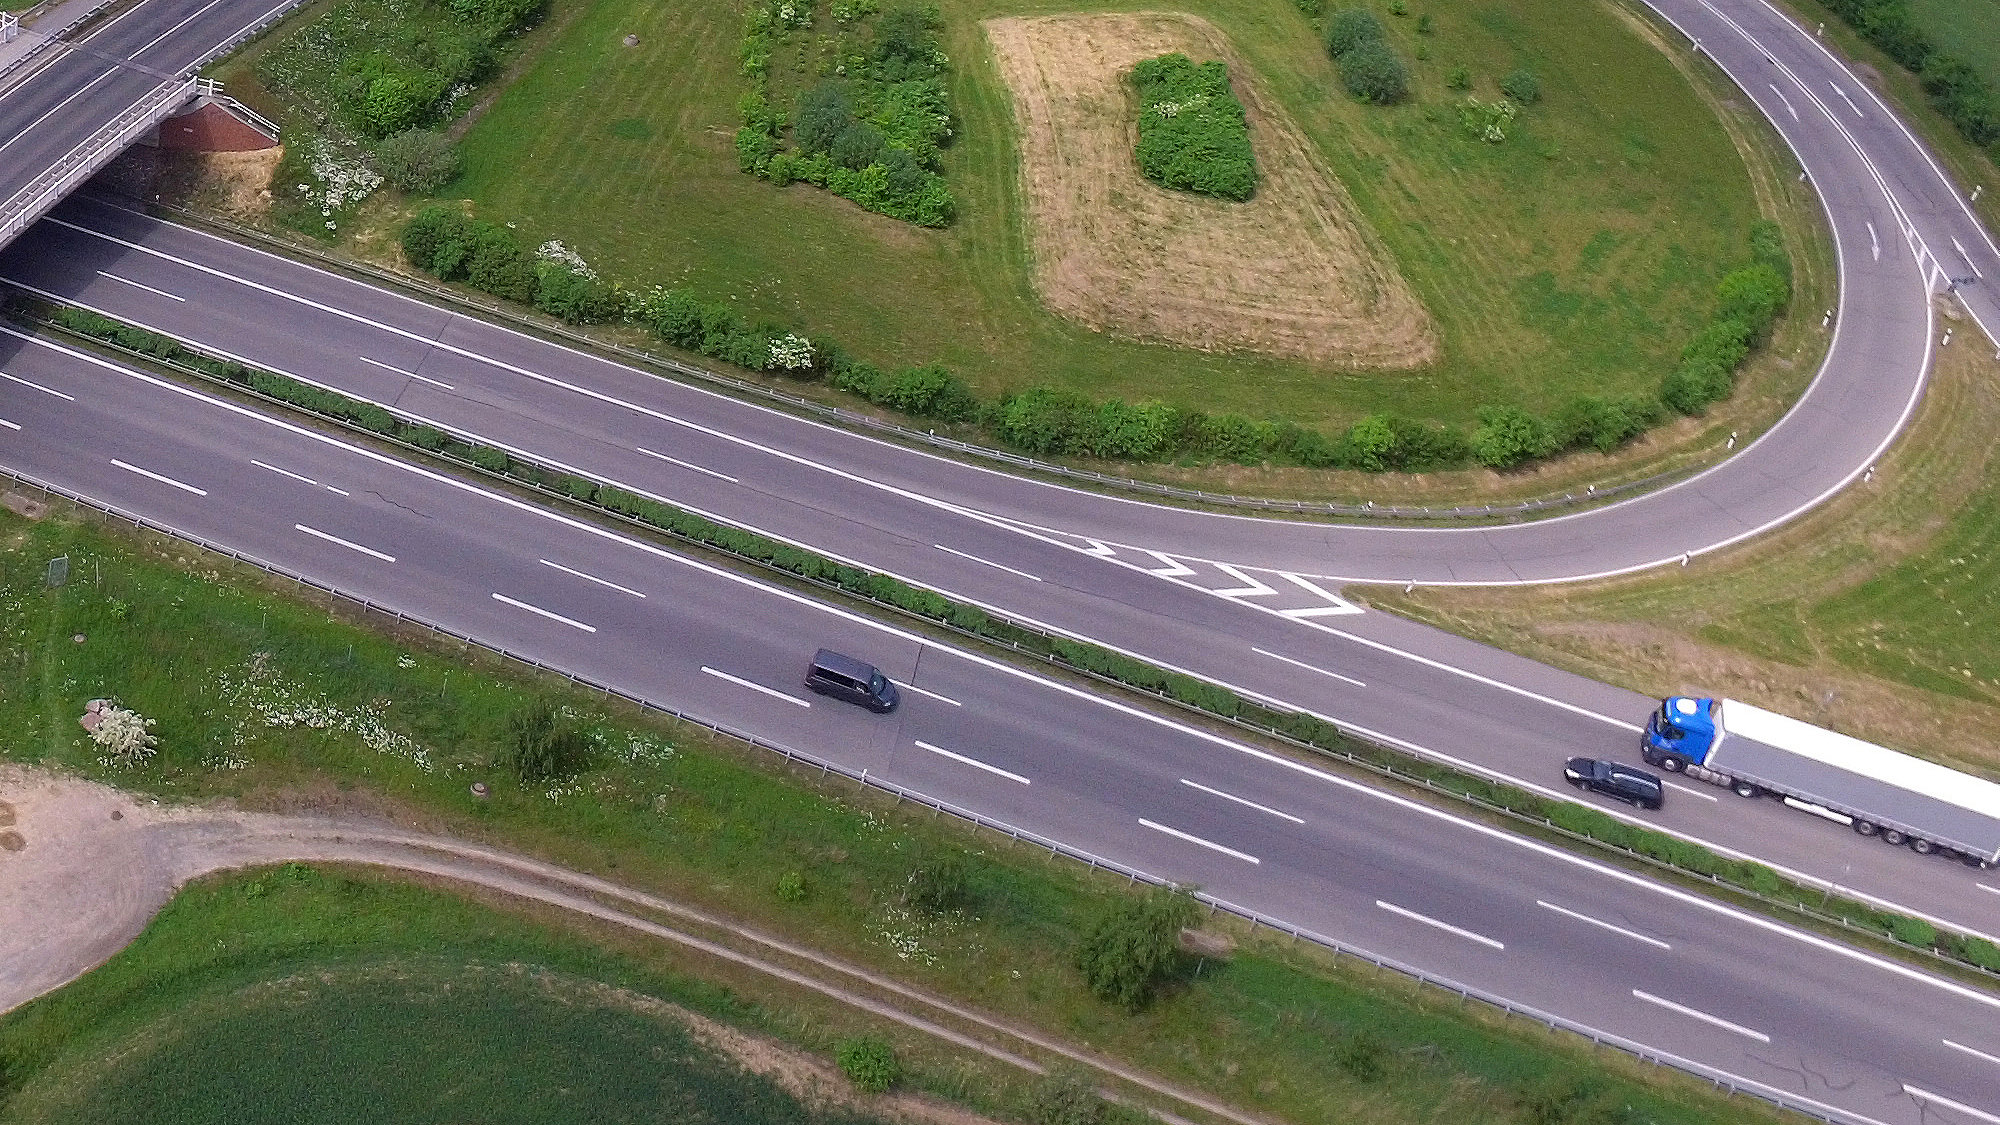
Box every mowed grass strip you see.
[445,0,1766,432]
[0,508,1785,1125]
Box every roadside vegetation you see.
[1813,0,2000,153]
[0,508,1795,1125]
[1130,53,1258,201]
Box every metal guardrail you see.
[0,77,197,244]
[0,459,1881,1125]
[0,0,113,85]
[157,205,1717,525]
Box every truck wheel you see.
[1657,756,1687,773]
[1881,829,1908,846]
[1909,838,1936,855]
[1731,780,1761,798]
[1852,820,1879,836]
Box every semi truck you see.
[1642,696,2000,869]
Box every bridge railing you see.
[0,76,198,245]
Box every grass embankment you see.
[0,504,1791,1125]
[1907,0,2000,87]
[1366,321,2000,774]
[272,0,1774,435]
[1,870,909,1124]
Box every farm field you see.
[436,0,1779,434]
[1905,0,2000,88]
[0,500,1786,1125]
[1366,322,2000,777]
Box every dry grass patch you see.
[984,11,1435,369]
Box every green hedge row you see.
[25,293,2000,979]
[1131,53,1259,202]
[1819,0,2000,150]
[403,207,622,325]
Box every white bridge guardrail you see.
[0,76,198,244]
[0,459,1886,1125]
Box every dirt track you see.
[0,767,1253,1125]
[984,11,1436,369]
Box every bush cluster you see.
[1819,0,2000,149]
[325,0,544,140]
[1325,9,1408,105]
[834,1038,900,1092]
[735,2,956,226]
[374,129,462,192]
[402,206,621,323]
[1075,888,1199,1010]
[1659,224,1791,415]
[38,293,2000,980]
[1130,53,1259,201]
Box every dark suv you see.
[804,649,900,713]
[1563,757,1665,810]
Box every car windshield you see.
[870,674,888,694]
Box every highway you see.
[5,322,2000,1125]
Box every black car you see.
[1563,757,1665,810]
[804,649,900,713]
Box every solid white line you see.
[0,371,74,401]
[110,458,205,496]
[636,446,739,483]
[1376,900,1505,950]
[933,543,1042,582]
[293,523,395,562]
[1537,900,1671,950]
[95,271,185,302]
[23,324,2000,1008]
[251,459,318,486]
[892,680,960,706]
[1253,647,1365,688]
[1139,818,1259,864]
[1180,778,1304,824]
[493,592,596,633]
[1662,780,1720,801]
[1632,990,1768,1043]
[1943,1039,2000,1069]
[700,665,807,706]
[360,355,453,390]
[913,739,1030,785]
[326,486,350,497]
[540,558,646,597]
[1902,1086,2000,1125]
[1980,883,2000,897]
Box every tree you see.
[1074,887,1199,1010]
[835,1037,900,1092]
[1338,40,1409,104]
[1325,8,1386,58]
[375,129,461,193]
[506,698,592,782]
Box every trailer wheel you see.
[1852,820,1879,837]
[1657,755,1687,773]
[1731,780,1761,798]
[1881,829,1908,846]
[1909,838,1936,856]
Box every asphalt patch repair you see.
[983,11,1436,368]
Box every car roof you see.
[811,648,877,679]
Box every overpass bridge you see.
[0,0,293,250]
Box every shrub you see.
[835,1037,900,1092]
[1028,1067,1105,1125]
[736,126,778,172]
[1446,65,1470,89]
[1337,40,1410,104]
[1075,887,1199,1010]
[466,226,535,302]
[776,870,807,902]
[793,81,853,153]
[873,4,942,80]
[362,75,427,138]
[995,386,1102,456]
[375,129,462,193]
[1416,12,1432,33]
[1294,0,1322,15]
[1714,262,1790,337]
[904,853,970,913]
[1325,8,1386,58]
[830,121,887,169]
[90,702,158,767]
[1500,68,1541,104]
[1130,53,1259,201]
[400,205,467,270]
[1334,1031,1387,1082]
[1471,404,1552,468]
[506,698,592,782]
[1551,395,1656,453]
[533,261,620,324]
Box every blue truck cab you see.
[1642,696,1718,770]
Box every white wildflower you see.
[91,703,157,767]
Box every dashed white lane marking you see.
[294,523,395,562]
[1829,81,1864,117]
[637,446,740,483]
[1768,82,1798,120]
[1179,778,1304,824]
[111,458,205,495]
[1140,818,1259,864]
[0,417,18,431]
[252,459,318,486]
[892,681,961,707]
[360,355,454,390]
[1901,1086,2000,1125]
[1956,238,1987,280]
[1662,780,1720,801]
[540,558,646,598]
[1980,883,2000,898]
[1376,900,1505,950]
[1253,646,1365,688]
[327,487,350,496]
[95,271,184,302]
[913,739,1029,785]
[493,592,597,633]
[1537,900,1671,950]
[0,370,75,400]
[1943,1039,2000,1069]
[933,544,1041,582]
[700,665,807,706]
[1632,990,1768,1043]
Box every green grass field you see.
[431,0,1769,433]
[1906,0,2000,87]
[0,502,1786,1125]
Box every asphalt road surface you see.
[4,324,2000,1125]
